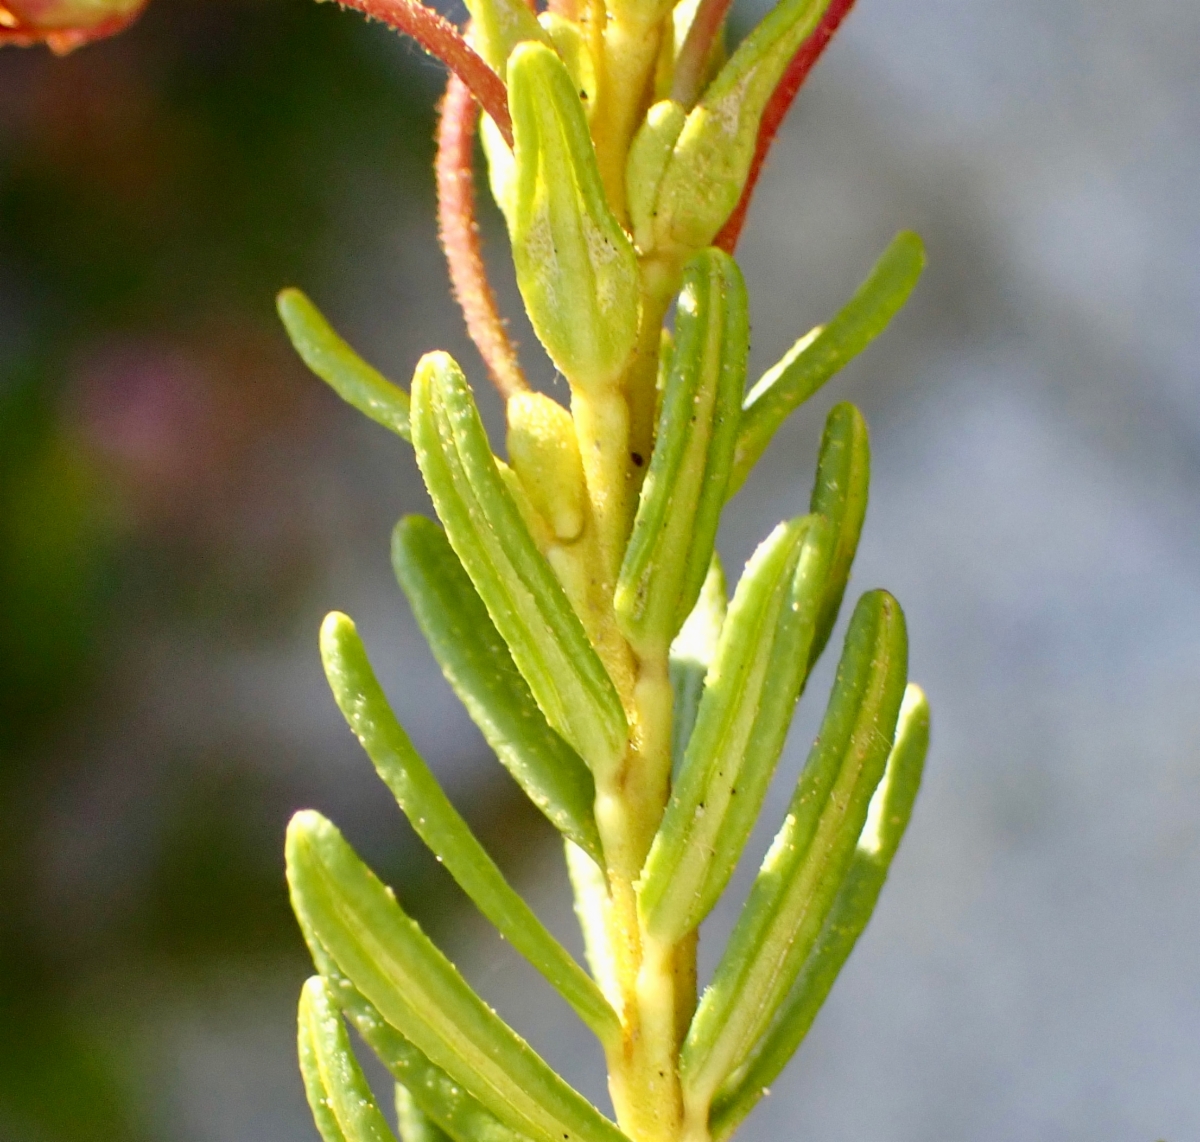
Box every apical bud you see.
[507,42,641,391]
[615,248,748,654]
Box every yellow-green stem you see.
[572,385,633,592]
[627,255,685,493]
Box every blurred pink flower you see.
[0,0,147,54]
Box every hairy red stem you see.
[714,0,856,252]
[336,0,513,146]
[436,73,528,398]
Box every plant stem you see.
[340,0,514,144]
[436,75,528,397]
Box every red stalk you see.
[714,0,856,252]
[436,73,529,398]
[337,0,513,146]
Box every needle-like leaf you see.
[286,812,630,1142]
[320,611,618,1044]
[277,288,411,440]
[615,248,747,656]
[727,231,925,494]
[708,684,928,1140]
[807,402,870,663]
[391,516,603,865]
[679,590,908,1109]
[302,925,532,1142]
[410,350,627,781]
[299,975,399,1142]
[639,515,833,944]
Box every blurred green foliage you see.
[0,2,439,1136]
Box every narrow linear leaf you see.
[626,99,688,251]
[396,1084,455,1142]
[410,351,627,780]
[277,288,411,441]
[286,812,629,1142]
[669,555,727,775]
[616,248,748,655]
[728,231,925,493]
[679,590,908,1108]
[807,402,870,664]
[709,684,929,1140]
[392,515,603,865]
[320,611,618,1046]
[301,926,530,1142]
[639,515,833,943]
[299,976,398,1142]
[413,353,626,766]
[300,998,351,1142]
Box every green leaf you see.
[649,0,833,254]
[391,516,603,865]
[410,351,627,782]
[679,590,909,1109]
[299,926,531,1142]
[615,249,748,656]
[397,1085,454,1142]
[668,555,727,775]
[286,812,630,1142]
[277,288,411,441]
[626,99,687,252]
[320,610,618,1046]
[394,1086,456,1142]
[709,684,929,1140]
[728,232,926,494]
[807,402,870,663]
[299,976,398,1142]
[639,516,833,944]
[507,42,641,390]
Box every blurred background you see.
[0,0,1196,1139]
